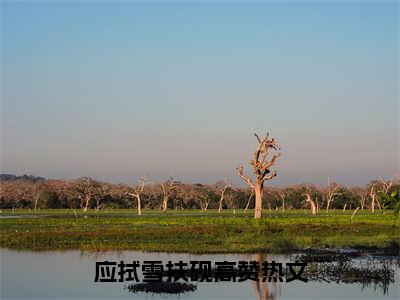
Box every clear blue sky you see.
[1,1,398,186]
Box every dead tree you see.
[380,177,393,194]
[69,177,102,213]
[224,188,238,215]
[194,185,210,212]
[325,180,341,212]
[236,131,281,219]
[217,179,230,213]
[305,193,317,215]
[369,184,379,213]
[374,177,394,211]
[278,190,286,212]
[244,190,254,213]
[161,177,177,212]
[127,177,146,216]
[200,196,210,212]
[33,184,39,211]
[354,187,368,210]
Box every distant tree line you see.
[0,174,398,213]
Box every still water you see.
[1,249,399,300]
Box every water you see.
[1,249,399,300]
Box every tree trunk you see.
[254,183,263,219]
[218,198,223,213]
[95,199,100,211]
[218,188,226,213]
[371,194,375,213]
[162,196,168,212]
[326,199,331,212]
[306,194,317,215]
[376,198,382,210]
[137,195,142,216]
[83,195,90,212]
[34,197,38,212]
[244,192,253,213]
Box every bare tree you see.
[127,177,147,216]
[94,183,108,211]
[325,179,341,212]
[278,189,287,212]
[68,177,102,212]
[305,193,317,215]
[199,194,210,212]
[192,184,211,212]
[368,177,394,212]
[225,188,238,215]
[33,183,40,211]
[236,131,281,219]
[352,186,368,210]
[161,177,177,212]
[217,179,230,213]
[369,183,379,213]
[380,177,393,194]
[315,196,320,213]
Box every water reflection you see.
[126,282,197,294]
[1,249,399,299]
[250,253,281,300]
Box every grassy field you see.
[0,209,399,253]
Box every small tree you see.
[278,188,287,212]
[378,177,399,217]
[161,177,178,212]
[369,183,378,213]
[325,180,341,212]
[303,185,318,215]
[351,186,368,210]
[68,177,102,212]
[216,179,230,213]
[196,186,212,212]
[236,131,281,219]
[380,190,400,217]
[305,194,317,215]
[127,177,147,216]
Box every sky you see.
[1,1,399,186]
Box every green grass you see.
[0,209,398,253]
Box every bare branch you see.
[263,171,277,181]
[127,192,139,199]
[254,133,262,143]
[261,153,281,173]
[236,165,255,188]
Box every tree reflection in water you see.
[251,253,281,300]
[81,250,397,298]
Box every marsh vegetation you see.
[1,209,398,253]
